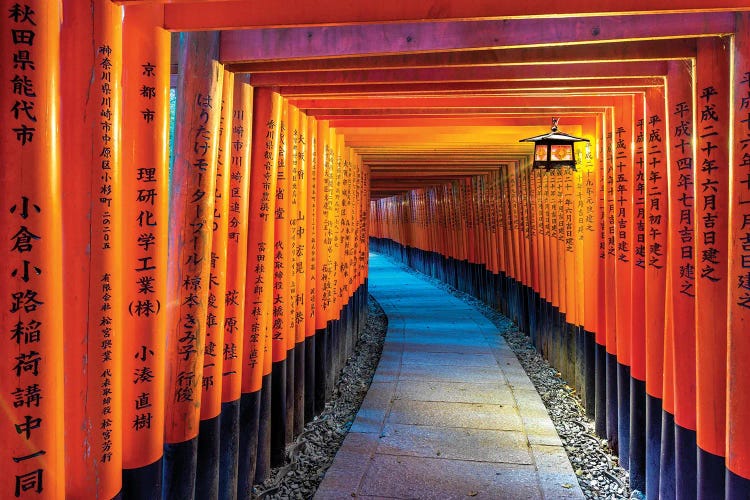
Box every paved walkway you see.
[315,253,583,500]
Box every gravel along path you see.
[253,296,388,499]
[258,262,630,499]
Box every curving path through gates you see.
[316,253,583,499]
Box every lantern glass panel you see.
[550,144,573,161]
[534,144,548,162]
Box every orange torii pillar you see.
[726,12,750,497]
[1,2,66,498]
[60,1,123,497]
[163,31,223,499]
[594,113,608,439]
[195,69,234,500]
[695,36,730,498]
[666,59,697,499]
[313,120,331,413]
[272,99,292,467]
[603,107,619,451]
[613,96,634,470]
[304,114,319,423]
[241,89,281,489]
[580,128,600,421]
[629,92,647,494]
[120,4,170,498]
[291,107,308,436]
[643,86,673,499]
[219,77,252,500]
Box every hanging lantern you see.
[519,118,590,171]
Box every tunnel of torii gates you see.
[3,1,750,500]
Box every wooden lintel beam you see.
[228,38,696,73]
[217,12,732,61]
[247,61,668,86]
[329,116,596,128]
[279,79,664,96]
[137,1,750,31]
[291,95,630,109]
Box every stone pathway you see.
[315,253,583,499]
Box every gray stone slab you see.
[315,432,379,499]
[401,351,498,368]
[384,341,491,355]
[395,380,516,405]
[359,455,542,500]
[377,423,534,464]
[388,399,522,431]
[350,382,397,433]
[531,445,585,499]
[396,363,506,385]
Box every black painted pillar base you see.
[314,327,327,415]
[698,447,726,499]
[219,399,240,500]
[294,340,305,435]
[254,374,272,485]
[617,363,631,470]
[675,423,696,500]
[122,457,162,500]
[726,467,750,499]
[646,394,663,498]
[594,343,607,438]
[659,410,676,500]
[285,348,295,443]
[163,437,198,500]
[629,377,646,493]
[606,352,619,452]
[196,414,221,500]
[583,330,596,418]
[238,391,261,500]
[271,360,288,467]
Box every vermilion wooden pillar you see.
[314,120,330,415]
[1,2,66,498]
[595,112,608,439]
[120,5,170,498]
[604,106,619,452]
[304,114,318,424]
[292,108,308,436]
[243,90,282,488]
[726,12,750,497]
[581,123,600,422]
[694,36,730,499]
[60,1,124,497]
[614,95,634,470]
[666,59,697,500]
[195,69,233,500]
[629,92,647,495]
[163,31,223,499]
[219,77,252,500]
[643,85,669,499]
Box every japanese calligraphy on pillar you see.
[8,3,36,146]
[243,90,281,394]
[221,80,251,401]
[646,105,666,270]
[201,71,233,417]
[165,33,223,444]
[3,5,62,489]
[120,5,170,471]
[734,52,750,310]
[672,98,695,296]
[697,83,725,283]
[306,116,317,334]
[634,117,646,269]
